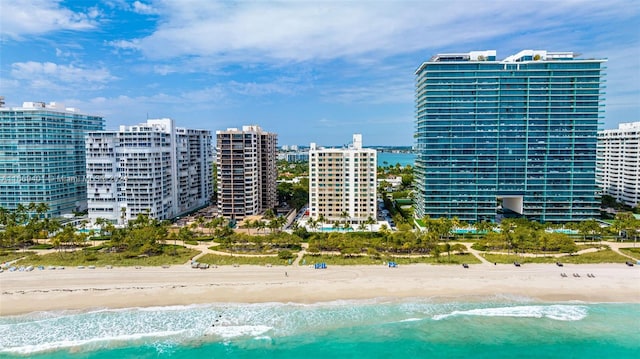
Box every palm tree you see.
[195,215,206,234]
[275,216,287,233]
[256,220,266,234]
[340,211,350,230]
[264,208,276,220]
[366,215,376,232]
[268,218,280,233]
[120,207,127,226]
[307,217,318,232]
[15,203,28,225]
[317,214,326,231]
[35,202,49,218]
[473,220,494,236]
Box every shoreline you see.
[1,263,638,316]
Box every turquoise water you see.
[377,152,415,167]
[1,298,638,358]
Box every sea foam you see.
[432,305,588,321]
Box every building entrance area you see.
[496,196,523,222]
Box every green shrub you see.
[278,250,294,260]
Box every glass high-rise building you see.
[414,50,606,223]
[0,101,104,217]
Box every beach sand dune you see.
[1,264,638,315]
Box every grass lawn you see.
[301,252,481,266]
[0,250,35,264]
[482,249,630,264]
[15,247,200,267]
[210,246,278,255]
[197,253,292,266]
[619,247,640,260]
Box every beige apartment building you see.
[309,134,377,226]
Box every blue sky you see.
[1,0,638,146]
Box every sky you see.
[1,0,639,146]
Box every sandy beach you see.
[1,263,638,316]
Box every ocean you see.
[376,152,415,168]
[1,298,638,358]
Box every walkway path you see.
[459,242,491,264]
[607,241,640,261]
[293,243,308,266]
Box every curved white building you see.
[597,122,640,207]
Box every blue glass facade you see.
[414,51,605,223]
[0,103,104,216]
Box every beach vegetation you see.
[16,245,199,267]
[482,248,629,264]
[301,252,480,265]
[278,250,294,260]
[213,232,302,254]
[470,219,579,255]
[619,247,640,260]
[197,253,289,266]
[0,202,61,250]
[0,250,34,263]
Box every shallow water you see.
[0,297,638,358]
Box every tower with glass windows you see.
[414,50,605,223]
[0,101,104,217]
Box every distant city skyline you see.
[1,0,638,146]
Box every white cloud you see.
[132,1,158,14]
[321,77,413,105]
[124,0,637,64]
[107,39,141,51]
[0,0,99,39]
[10,62,116,89]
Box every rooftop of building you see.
[428,50,581,63]
[417,49,605,73]
[599,121,640,134]
[0,101,94,115]
[310,134,377,153]
[216,125,275,135]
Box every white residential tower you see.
[308,134,377,226]
[86,119,212,225]
[597,122,640,207]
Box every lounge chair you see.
[625,261,634,267]
[513,262,521,267]
[556,262,563,267]
[462,263,469,269]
